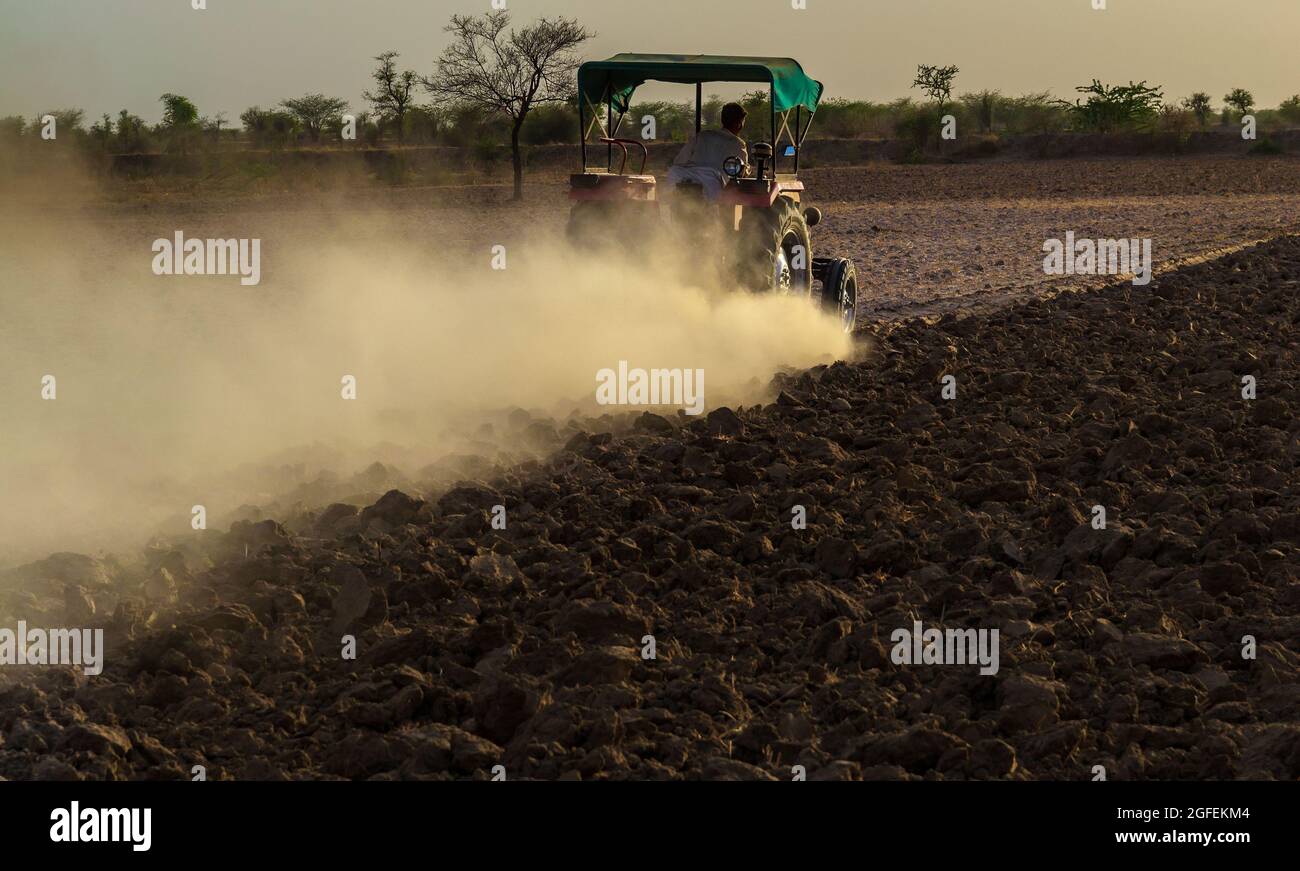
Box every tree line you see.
[4,12,1298,194]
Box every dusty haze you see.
[0,185,850,565]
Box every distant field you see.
[4,129,1300,202]
[15,151,1293,323]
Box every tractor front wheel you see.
[817,257,859,333]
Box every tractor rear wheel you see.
[737,196,812,296]
[568,201,662,255]
[567,201,616,248]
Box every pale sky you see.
[2,0,1297,122]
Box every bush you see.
[894,105,937,150]
[1059,80,1164,133]
[959,90,1000,134]
[240,107,300,148]
[435,103,507,148]
[626,101,695,142]
[521,103,577,145]
[403,106,439,144]
[32,109,86,142]
[0,115,25,142]
[1000,93,1068,135]
[1156,105,1196,134]
[115,111,151,152]
[1278,95,1300,125]
[813,99,899,139]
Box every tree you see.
[34,108,85,137]
[200,111,228,143]
[89,113,114,148]
[1058,80,1163,133]
[240,106,300,148]
[116,110,148,152]
[158,94,200,154]
[1182,92,1213,127]
[1223,88,1255,119]
[423,11,592,200]
[159,94,199,127]
[363,51,418,141]
[912,64,960,114]
[281,93,349,142]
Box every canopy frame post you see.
[578,98,585,170]
[580,91,612,172]
[770,83,776,172]
[795,107,815,174]
[794,106,801,173]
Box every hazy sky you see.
[2,0,1297,123]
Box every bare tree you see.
[423,11,592,200]
[912,64,960,115]
[200,110,228,144]
[364,51,418,141]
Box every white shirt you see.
[667,128,748,199]
[671,128,748,177]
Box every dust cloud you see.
[0,196,851,566]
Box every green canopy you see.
[578,54,824,115]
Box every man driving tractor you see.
[566,54,859,332]
[666,102,749,199]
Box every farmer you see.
[666,102,748,199]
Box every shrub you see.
[115,110,150,152]
[403,106,439,144]
[1058,80,1164,133]
[240,107,300,148]
[1278,95,1300,125]
[894,105,936,150]
[1001,93,1068,135]
[959,90,1000,133]
[520,103,577,145]
[0,115,25,141]
[1249,138,1284,155]
[1156,105,1196,134]
[33,109,86,141]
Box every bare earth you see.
[801,157,1300,318]
[58,154,1298,321]
[2,153,1298,781]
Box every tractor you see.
[566,54,858,333]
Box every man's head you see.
[720,103,747,135]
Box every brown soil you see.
[3,227,1296,781]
